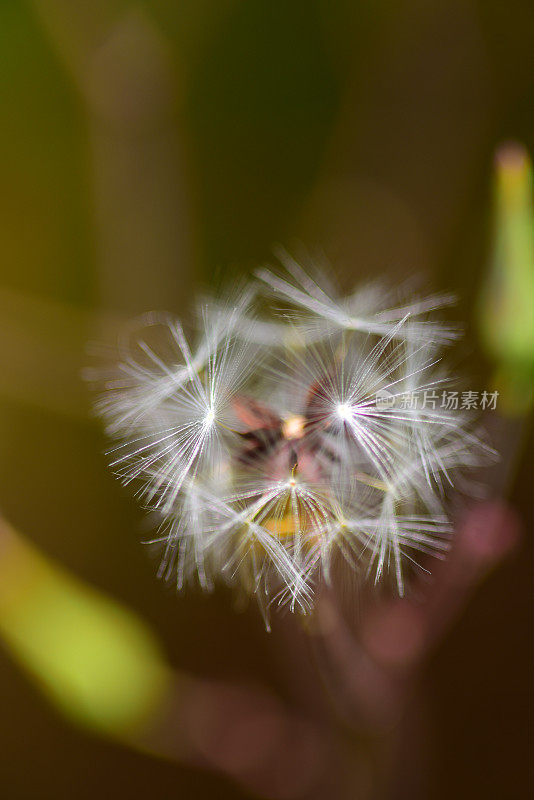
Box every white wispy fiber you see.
[95,255,491,625]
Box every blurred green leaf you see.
[0,523,171,736]
[479,143,534,412]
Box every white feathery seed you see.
[94,256,491,624]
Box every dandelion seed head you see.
[94,254,490,625]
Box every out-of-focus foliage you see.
[479,143,534,412]
[0,521,171,736]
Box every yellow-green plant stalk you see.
[479,143,534,413]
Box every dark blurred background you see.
[0,1,533,798]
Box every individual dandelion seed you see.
[256,248,459,345]
[94,255,491,624]
[105,309,260,513]
[96,287,257,437]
